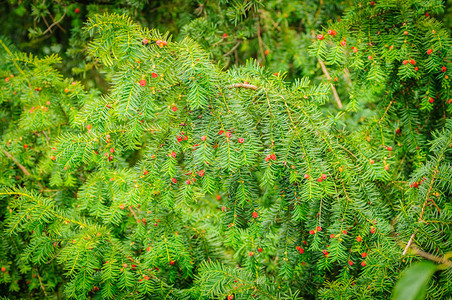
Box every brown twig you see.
[42,8,67,35]
[408,244,452,268]
[318,59,343,109]
[35,267,48,297]
[223,41,242,57]
[228,83,258,90]
[128,206,140,223]
[403,172,437,255]
[3,150,31,176]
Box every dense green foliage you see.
[1,1,452,299]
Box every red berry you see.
[170,260,175,265]
[349,260,354,266]
[330,234,335,239]
[171,151,177,158]
[225,131,231,138]
[223,33,228,38]
[64,88,69,93]
[361,261,366,267]
[139,79,146,86]
[216,195,221,200]
[177,136,182,142]
[144,275,149,280]
[258,247,262,252]
[441,66,447,72]
[198,170,205,177]
[368,55,373,60]
[264,50,270,55]
[317,226,322,232]
[201,135,207,141]
[238,138,244,143]
[23,144,28,149]
[74,8,80,14]
[384,165,390,171]
[410,59,416,65]
[403,31,408,35]
[340,40,346,46]
[171,106,177,112]
[147,247,151,252]
[357,236,362,242]
[132,264,136,269]
[87,124,92,130]
[171,178,177,184]
[143,170,148,175]
[429,97,434,104]
[185,179,191,185]
[327,30,337,37]
[370,227,376,234]
[228,295,233,300]
[142,38,149,45]
[219,130,224,135]
[123,263,127,268]
[119,204,125,209]
[5,77,9,82]
[274,72,278,76]
[402,60,408,65]
[361,252,367,258]
[321,174,327,180]
[252,211,258,218]
[152,72,158,78]
[50,155,56,161]
[298,248,304,254]
[309,230,315,235]
[317,178,323,182]
[427,49,433,55]
[110,148,115,153]
[1,267,5,272]
[414,67,419,71]
[244,81,249,85]
[249,251,254,256]
[342,230,347,235]
[425,13,429,17]
[304,174,309,179]
[387,146,392,151]
[369,159,375,164]
[221,206,226,212]
[317,34,324,40]
[370,1,375,5]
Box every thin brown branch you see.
[228,83,258,90]
[35,267,48,297]
[403,172,437,255]
[3,150,31,176]
[318,59,343,109]
[128,206,140,223]
[223,41,242,57]
[42,8,67,35]
[409,244,452,268]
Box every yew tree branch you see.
[318,59,343,109]
[228,83,258,90]
[3,150,31,176]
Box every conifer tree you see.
[0,1,452,299]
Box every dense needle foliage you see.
[0,1,452,299]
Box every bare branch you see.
[228,83,258,90]
[318,59,343,109]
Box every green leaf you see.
[392,261,438,300]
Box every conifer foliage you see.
[0,1,452,299]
